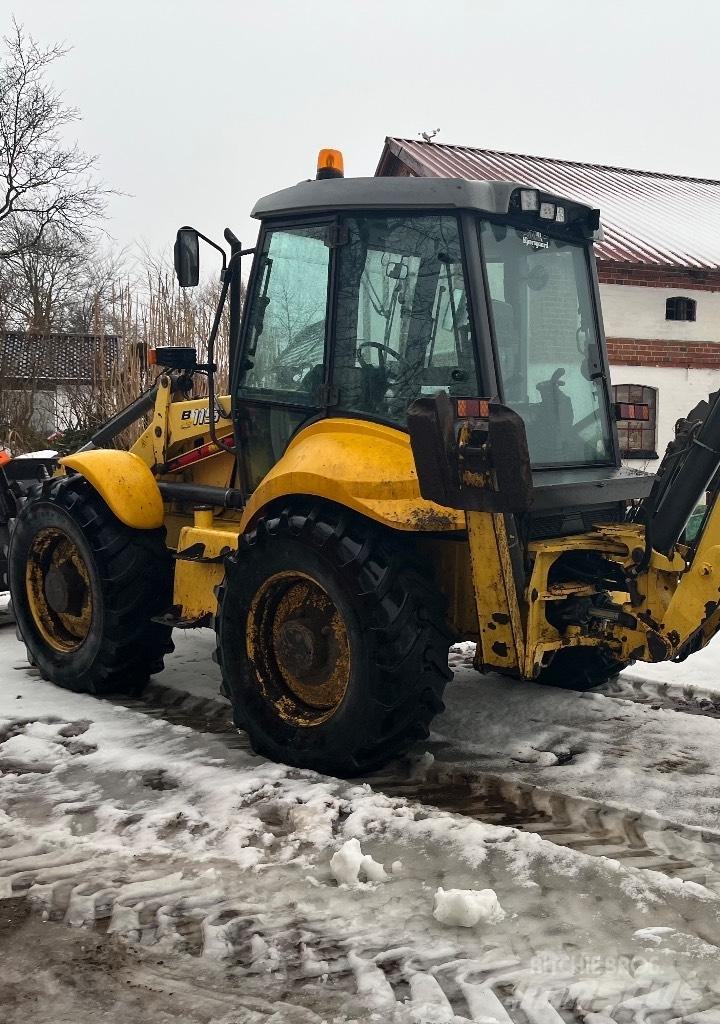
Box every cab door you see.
[235,221,333,494]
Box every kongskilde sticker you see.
[522,230,549,250]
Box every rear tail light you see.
[456,398,490,418]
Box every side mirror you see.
[174,227,200,287]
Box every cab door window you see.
[332,214,479,426]
[240,225,330,405]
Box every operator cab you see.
[236,165,653,531]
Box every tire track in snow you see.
[595,672,720,720]
[108,678,720,899]
[1,696,719,1019]
[114,679,239,738]
[372,765,720,895]
[2,838,712,1024]
[451,641,720,722]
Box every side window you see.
[240,225,330,405]
[332,214,479,426]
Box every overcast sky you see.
[5,0,720,265]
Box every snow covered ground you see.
[2,620,720,1021]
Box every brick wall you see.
[528,258,579,359]
[607,337,720,368]
[597,261,720,293]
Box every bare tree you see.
[0,216,87,330]
[0,19,108,257]
[64,246,126,334]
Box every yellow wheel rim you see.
[247,571,351,727]
[25,527,93,652]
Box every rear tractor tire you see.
[535,646,625,691]
[215,504,453,777]
[8,476,174,695]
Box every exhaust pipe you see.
[643,392,720,555]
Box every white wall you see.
[598,282,720,468]
[600,283,720,341]
[609,363,720,469]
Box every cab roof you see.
[251,175,599,230]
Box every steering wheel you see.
[356,341,410,382]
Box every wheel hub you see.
[275,617,327,677]
[43,561,85,616]
[25,527,93,652]
[247,571,351,724]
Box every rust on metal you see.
[246,570,351,728]
[25,527,93,652]
[409,507,458,532]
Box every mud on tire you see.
[8,476,174,695]
[215,503,453,776]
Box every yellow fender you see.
[60,450,164,530]
[239,418,464,533]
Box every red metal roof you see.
[378,138,720,270]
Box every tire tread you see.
[216,502,453,775]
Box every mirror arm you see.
[222,228,254,372]
[205,242,253,475]
[195,229,227,274]
[205,268,237,462]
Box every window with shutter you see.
[611,384,658,459]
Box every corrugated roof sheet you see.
[0,332,118,384]
[379,138,720,270]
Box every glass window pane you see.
[240,226,329,404]
[333,214,479,426]
[481,221,613,467]
[611,383,658,457]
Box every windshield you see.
[480,220,613,467]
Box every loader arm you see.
[629,390,720,659]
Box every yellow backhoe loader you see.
[4,149,720,775]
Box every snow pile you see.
[329,837,388,885]
[432,886,505,928]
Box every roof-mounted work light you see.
[316,148,344,180]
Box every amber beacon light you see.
[316,148,344,180]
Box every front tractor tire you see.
[215,505,453,777]
[8,477,174,695]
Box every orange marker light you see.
[456,398,490,418]
[0,448,11,467]
[148,348,158,366]
[316,148,344,180]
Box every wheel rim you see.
[25,527,93,652]
[247,571,351,727]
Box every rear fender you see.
[60,450,164,529]
[239,418,464,533]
